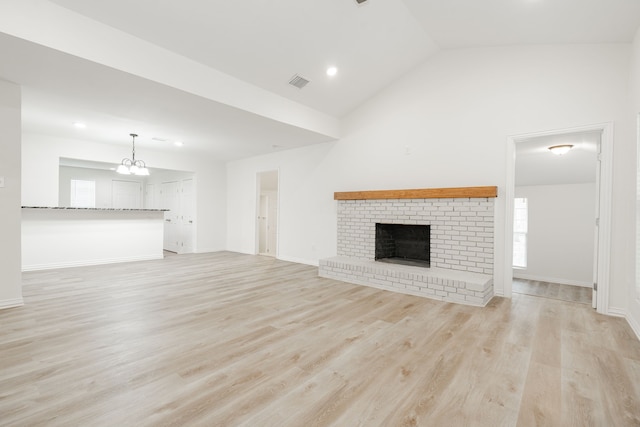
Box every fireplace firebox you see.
[375,223,430,268]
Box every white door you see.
[161,181,180,253]
[180,179,195,254]
[256,170,279,257]
[258,195,268,254]
[267,192,278,255]
[145,184,155,209]
[112,180,142,209]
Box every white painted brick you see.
[336,197,495,278]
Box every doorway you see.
[505,123,613,314]
[256,170,279,257]
[512,131,599,305]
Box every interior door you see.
[145,183,155,209]
[267,192,277,255]
[161,181,180,253]
[180,178,194,254]
[112,180,142,209]
[258,195,268,254]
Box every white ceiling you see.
[0,0,639,161]
[515,130,601,186]
[47,0,438,118]
[0,33,331,158]
[403,0,640,48]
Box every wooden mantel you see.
[334,186,498,200]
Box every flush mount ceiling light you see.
[116,133,149,176]
[326,66,338,77]
[174,141,184,147]
[548,144,574,155]
[73,122,86,129]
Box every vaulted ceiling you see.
[0,0,639,160]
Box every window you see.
[513,197,528,268]
[70,180,96,208]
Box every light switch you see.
[0,176,4,188]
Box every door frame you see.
[504,122,613,315]
[255,169,280,257]
[630,113,640,338]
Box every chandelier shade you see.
[117,133,149,176]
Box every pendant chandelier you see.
[116,133,149,176]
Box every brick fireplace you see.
[319,187,497,306]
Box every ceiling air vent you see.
[288,74,310,89]
[355,0,368,4]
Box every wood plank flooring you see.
[1,252,640,426]
[512,278,593,305]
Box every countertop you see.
[22,206,169,211]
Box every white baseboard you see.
[22,254,163,272]
[607,307,626,317]
[194,248,226,254]
[600,307,640,342]
[627,312,640,341]
[0,297,24,310]
[277,255,319,267]
[513,273,591,288]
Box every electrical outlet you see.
[0,176,4,188]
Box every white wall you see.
[0,79,22,309]
[227,44,633,313]
[629,28,640,337]
[59,166,146,208]
[514,183,596,286]
[227,142,339,265]
[22,133,226,253]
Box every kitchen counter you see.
[22,207,166,271]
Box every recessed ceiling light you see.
[73,122,86,129]
[326,66,338,77]
[174,141,184,147]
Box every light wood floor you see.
[512,278,593,305]
[2,252,640,426]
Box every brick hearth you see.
[319,188,496,306]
